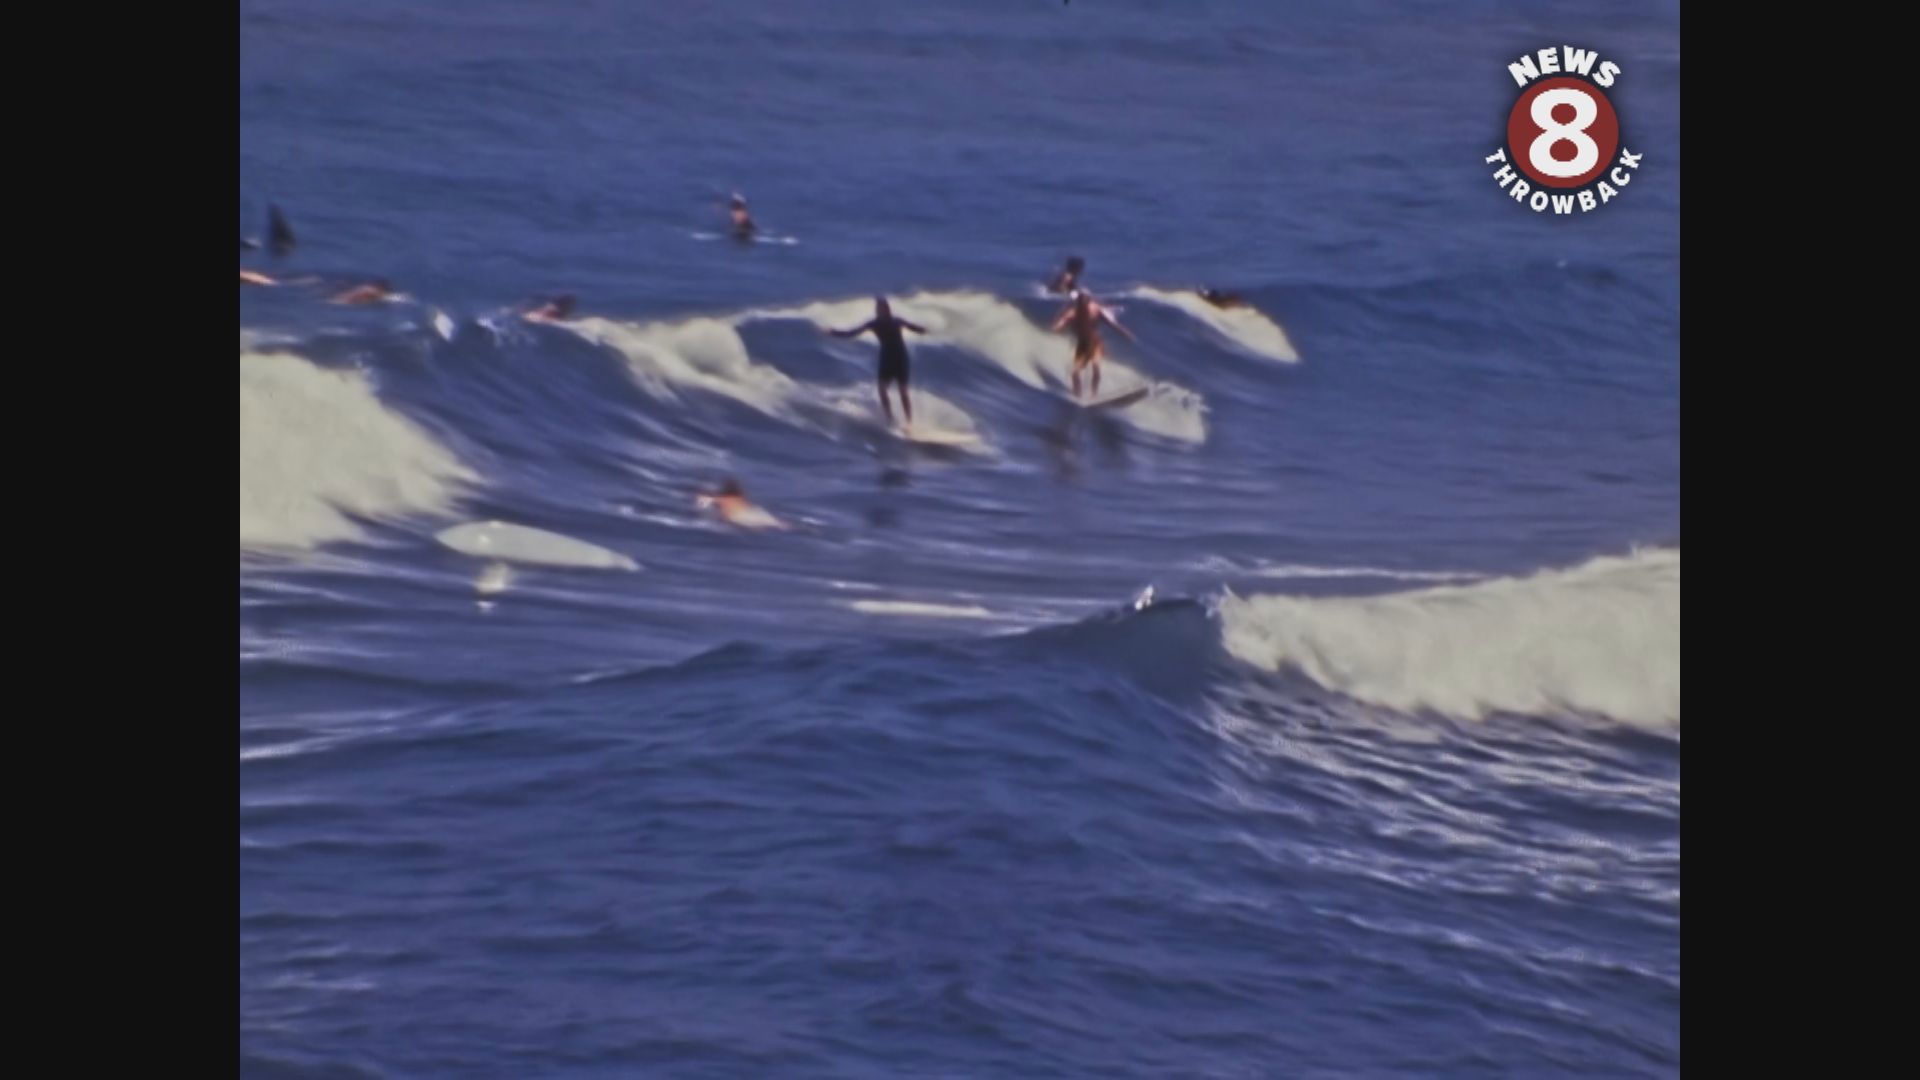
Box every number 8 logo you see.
[1508,77,1620,189]
[1530,88,1599,178]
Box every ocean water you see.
[240,1,1681,1075]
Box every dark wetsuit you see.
[843,316,924,387]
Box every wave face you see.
[1120,286,1302,362]
[241,0,1680,1075]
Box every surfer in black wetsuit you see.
[1052,289,1134,399]
[1047,256,1085,295]
[829,297,926,427]
[267,205,296,257]
[241,206,295,280]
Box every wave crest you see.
[240,349,474,551]
[1218,549,1679,729]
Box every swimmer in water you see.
[521,294,577,323]
[728,194,756,240]
[829,296,926,427]
[330,278,396,305]
[1198,288,1247,309]
[1047,255,1085,295]
[1051,289,1135,399]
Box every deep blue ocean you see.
[240,1,1680,1075]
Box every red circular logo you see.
[1507,77,1619,188]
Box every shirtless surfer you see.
[1051,289,1134,399]
[695,479,789,530]
[521,294,577,323]
[330,278,397,305]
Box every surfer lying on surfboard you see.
[330,278,398,305]
[1052,289,1134,399]
[695,479,789,530]
[828,296,926,428]
[521,294,577,323]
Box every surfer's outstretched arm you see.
[1103,310,1137,343]
[898,319,927,334]
[828,320,875,339]
[1050,307,1074,332]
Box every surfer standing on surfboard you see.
[828,297,926,428]
[1052,289,1134,399]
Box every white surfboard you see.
[890,424,982,449]
[689,230,801,246]
[435,521,639,571]
[1074,386,1150,410]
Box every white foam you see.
[848,600,995,619]
[1193,556,1482,584]
[1218,549,1680,730]
[567,314,986,447]
[570,315,801,417]
[475,562,513,595]
[744,291,1208,444]
[1120,286,1300,363]
[435,521,639,571]
[240,349,475,551]
[815,385,986,449]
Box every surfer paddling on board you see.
[1052,289,1134,399]
[695,479,789,530]
[330,278,397,305]
[728,194,756,240]
[828,296,926,428]
[1198,288,1247,310]
[1047,256,1085,296]
[521,294,577,323]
